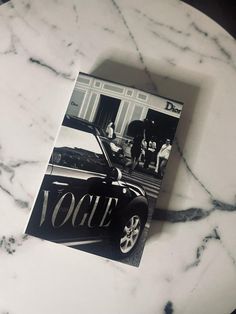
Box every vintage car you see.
[26,115,148,258]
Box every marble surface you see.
[0,0,236,313]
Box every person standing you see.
[141,139,147,162]
[143,139,157,169]
[155,139,172,177]
[126,133,143,174]
[106,122,114,139]
[144,119,155,149]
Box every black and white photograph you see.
[25,72,183,266]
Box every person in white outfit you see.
[106,122,114,139]
[155,139,172,176]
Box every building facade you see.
[66,73,183,142]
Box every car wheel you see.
[112,210,146,259]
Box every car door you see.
[25,124,122,244]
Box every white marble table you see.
[0,0,235,313]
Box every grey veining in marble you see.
[0,0,236,313]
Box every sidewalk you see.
[114,156,162,178]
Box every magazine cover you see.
[25,72,183,267]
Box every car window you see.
[96,127,107,137]
[51,126,109,173]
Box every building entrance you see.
[146,109,179,144]
[93,95,121,131]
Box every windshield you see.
[51,126,109,173]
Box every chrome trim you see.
[125,182,145,196]
[52,181,69,186]
[46,164,53,175]
[62,239,103,246]
[51,164,106,180]
[96,135,112,168]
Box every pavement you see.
[121,168,162,201]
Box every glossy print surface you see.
[0,1,236,313]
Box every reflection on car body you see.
[26,115,148,258]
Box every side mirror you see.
[107,167,122,182]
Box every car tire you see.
[111,210,146,259]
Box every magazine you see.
[25,72,183,267]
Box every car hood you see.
[118,178,146,197]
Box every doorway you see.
[93,95,121,131]
[146,109,179,147]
